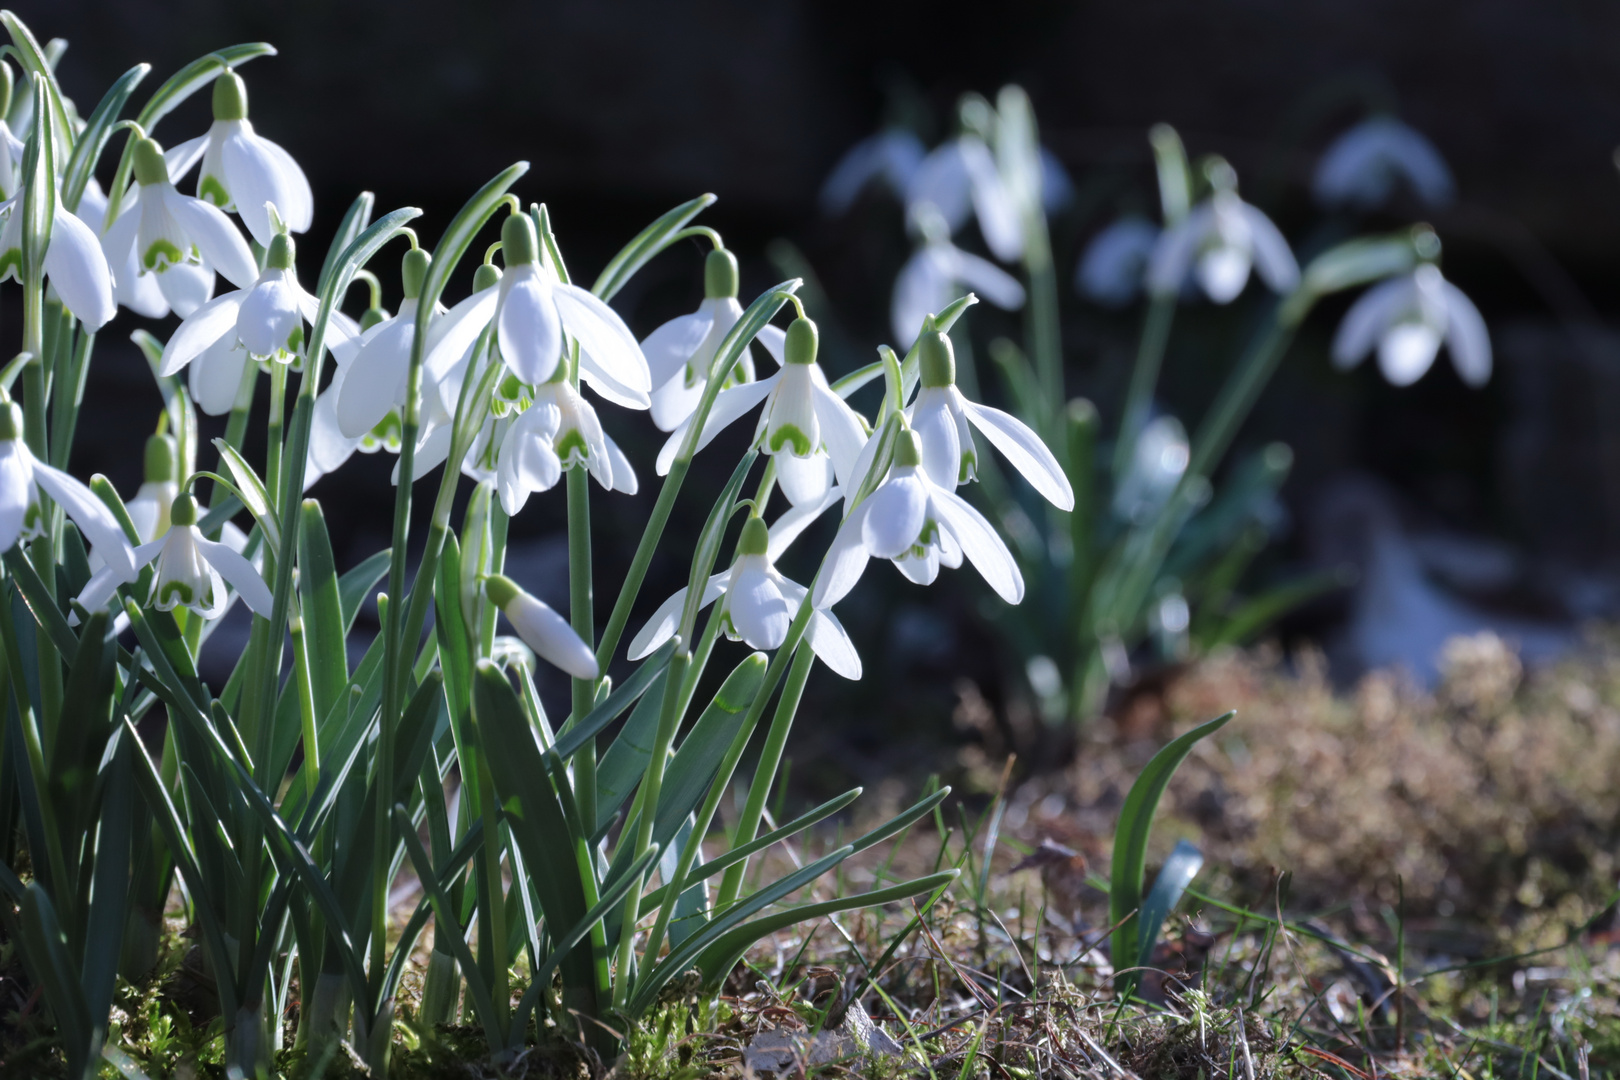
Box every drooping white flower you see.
[1113,414,1188,523]
[628,513,861,679]
[892,206,1025,348]
[1314,116,1454,211]
[0,400,136,577]
[813,427,1023,608]
[74,492,271,620]
[483,573,597,680]
[641,247,786,431]
[1331,263,1490,386]
[334,248,454,439]
[1075,217,1159,307]
[906,329,1073,509]
[656,317,867,508]
[126,434,179,543]
[162,71,313,248]
[0,86,25,201]
[0,185,117,331]
[906,134,1022,262]
[494,374,636,514]
[819,128,926,216]
[99,136,256,318]
[1146,184,1298,304]
[157,231,360,413]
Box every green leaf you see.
[317,191,375,298]
[135,43,276,130]
[339,549,390,633]
[1110,711,1233,993]
[550,639,676,761]
[298,500,347,720]
[59,63,147,212]
[20,883,91,1075]
[648,653,766,849]
[419,162,529,322]
[1135,839,1203,972]
[211,439,280,546]
[81,734,134,1043]
[47,610,114,836]
[593,670,666,836]
[1,14,71,161]
[18,75,55,285]
[591,193,717,302]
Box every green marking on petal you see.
[156,580,195,608]
[768,422,812,457]
[198,173,232,210]
[958,450,978,484]
[0,247,23,282]
[555,427,589,465]
[367,411,403,454]
[285,324,305,359]
[142,239,191,272]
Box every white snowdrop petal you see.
[45,207,116,330]
[237,275,302,358]
[0,442,31,552]
[727,562,793,651]
[156,259,217,318]
[258,136,314,232]
[497,272,562,386]
[336,317,414,438]
[403,422,455,484]
[32,458,137,579]
[775,449,833,507]
[959,393,1074,509]
[510,593,598,679]
[1441,281,1491,387]
[222,131,291,247]
[642,310,713,389]
[953,251,1027,311]
[650,369,707,432]
[190,332,251,417]
[1076,218,1159,306]
[163,189,256,288]
[307,389,359,483]
[1146,205,1211,296]
[578,350,652,411]
[195,534,274,616]
[806,609,862,679]
[73,563,131,618]
[909,389,962,490]
[603,433,638,495]
[860,473,929,559]
[810,377,868,487]
[755,324,787,366]
[959,136,1023,261]
[553,283,651,394]
[423,284,498,386]
[1240,203,1300,294]
[164,135,208,183]
[655,374,778,475]
[1330,276,1415,369]
[905,140,975,234]
[891,248,950,348]
[628,572,730,659]
[930,487,1024,603]
[811,504,872,609]
[1377,322,1442,386]
[766,486,841,563]
[894,547,940,585]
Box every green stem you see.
[566,464,597,829]
[714,642,814,910]
[1022,212,1064,443]
[21,277,46,457]
[264,362,287,505]
[1112,292,1177,479]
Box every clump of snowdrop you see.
[1332,262,1489,386]
[1147,161,1298,304]
[1314,116,1454,211]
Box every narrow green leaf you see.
[212,439,280,546]
[1,14,71,160]
[338,549,390,633]
[1135,839,1203,972]
[593,670,666,836]
[82,735,134,1039]
[18,75,54,285]
[591,193,717,302]
[678,449,757,641]
[317,191,375,298]
[134,43,276,130]
[550,639,676,761]
[1110,710,1233,991]
[20,884,91,1072]
[298,500,347,719]
[59,62,148,211]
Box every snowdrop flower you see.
[0,67,26,201]
[1113,414,1188,523]
[126,434,179,543]
[1314,116,1454,211]
[483,573,597,680]
[656,317,866,508]
[334,247,453,438]
[0,183,118,331]
[819,128,926,216]
[628,513,861,679]
[160,72,313,248]
[157,231,361,413]
[100,136,257,318]
[893,205,1025,347]
[1331,263,1490,386]
[494,368,636,514]
[907,330,1072,508]
[906,134,1022,261]
[1146,179,1298,304]
[1075,217,1159,307]
[75,492,270,620]
[0,399,135,577]
[641,247,786,431]
[814,426,1023,607]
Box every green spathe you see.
[784,317,818,366]
[473,262,502,293]
[169,493,199,527]
[704,248,738,299]
[0,401,20,440]
[212,70,247,122]
[483,573,521,610]
[918,331,955,389]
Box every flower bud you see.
[265,232,296,271]
[704,247,738,299]
[473,262,502,293]
[501,213,538,267]
[212,70,248,122]
[132,137,169,187]
[784,316,818,366]
[402,248,431,300]
[169,492,199,527]
[917,330,956,389]
[484,573,599,680]
[145,434,178,484]
[736,513,769,556]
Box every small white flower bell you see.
[1146,168,1298,304]
[814,426,1023,608]
[906,330,1072,509]
[158,230,361,413]
[0,187,117,331]
[892,205,1025,348]
[74,491,272,620]
[484,573,597,680]
[335,247,445,438]
[656,316,867,508]
[1314,116,1454,211]
[125,434,180,543]
[819,128,926,216]
[905,134,1022,262]
[494,368,637,515]
[100,135,257,318]
[163,71,313,248]
[0,399,135,577]
[628,513,861,679]
[1331,263,1490,387]
[641,247,785,431]
[1075,217,1159,307]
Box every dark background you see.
[19,0,1620,784]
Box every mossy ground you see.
[3,632,1617,1077]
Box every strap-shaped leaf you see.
[1110,711,1232,990]
[591,193,717,302]
[339,549,390,632]
[298,500,347,720]
[550,638,676,761]
[20,883,91,1073]
[1135,839,1204,974]
[211,440,280,546]
[592,670,667,837]
[59,62,148,211]
[18,75,54,285]
[317,191,375,298]
[1,15,71,161]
